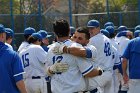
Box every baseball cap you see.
[100,29,110,38]
[105,26,115,34]
[87,20,100,28]
[134,30,140,37]
[0,24,7,33]
[118,26,127,32]
[38,30,51,39]
[24,27,36,35]
[5,28,14,37]
[135,25,140,31]
[31,33,43,41]
[104,22,114,28]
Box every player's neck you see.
[57,36,69,42]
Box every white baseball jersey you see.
[84,44,97,62]
[110,38,119,51]
[45,39,94,93]
[18,41,30,53]
[115,36,130,56]
[19,44,48,93]
[19,44,48,78]
[88,33,113,70]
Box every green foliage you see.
[0,0,20,14]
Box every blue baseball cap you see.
[0,24,7,33]
[134,30,140,38]
[87,20,100,28]
[104,22,114,28]
[38,30,51,39]
[31,33,43,41]
[5,28,14,37]
[24,27,36,35]
[135,25,140,31]
[105,26,115,34]
[100,29,110,38]
[118,26,127,32]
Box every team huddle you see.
[0,18,140,93]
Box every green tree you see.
[0,0,20,14]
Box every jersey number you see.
[104,42,111,56]
[52,56,63,74]
[22,53,29,68]
[52,55,63,64]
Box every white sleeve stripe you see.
[82,65,94,76]
[114,62,121,65]
[13,72,25,77]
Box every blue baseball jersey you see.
[0,42,24,93]
[122,37,140,79]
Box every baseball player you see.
[104,22,114,28]
[38,30,51,52]
[19,33,49,93]
[45,19,102,93]
[5,28,14,50]
[100,29,110,38]
[122,36,140,93]
[71,27,111,92]
[105,26,123,93]
[87,19,114,93]
[0,24,27,93]
[18,27,36,53]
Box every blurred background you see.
[0,0,139,50]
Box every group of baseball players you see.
[1,18,140,93]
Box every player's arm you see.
[16,80,27,93]
[63,46,87,57]
[84,67,103,78]
[13,53,27,93]
[77,58,103,78]
[52,42,96,58]
[121,41,131,83]
[122,58,129,84]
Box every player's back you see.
[115,36,130,55]
[88,33,113,70]
[19,44,47,78]
[18,41,29,53]
[46,39,93,93]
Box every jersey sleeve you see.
[35,46,48,64]
[12,52,25,83]
[85,45,97,59]
[76,57,94,76]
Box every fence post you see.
[106,0,110,21]
[138,0,140,24]
[10,0,14,31]
[38,0,42,30]
[68,0,73,26]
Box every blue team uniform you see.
[0,42,24,93]
[122,37,140,79]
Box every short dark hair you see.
[53,19,70,37]
[76,27,90,40]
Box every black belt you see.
[74,91,87,93]
[32,76,41,79]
